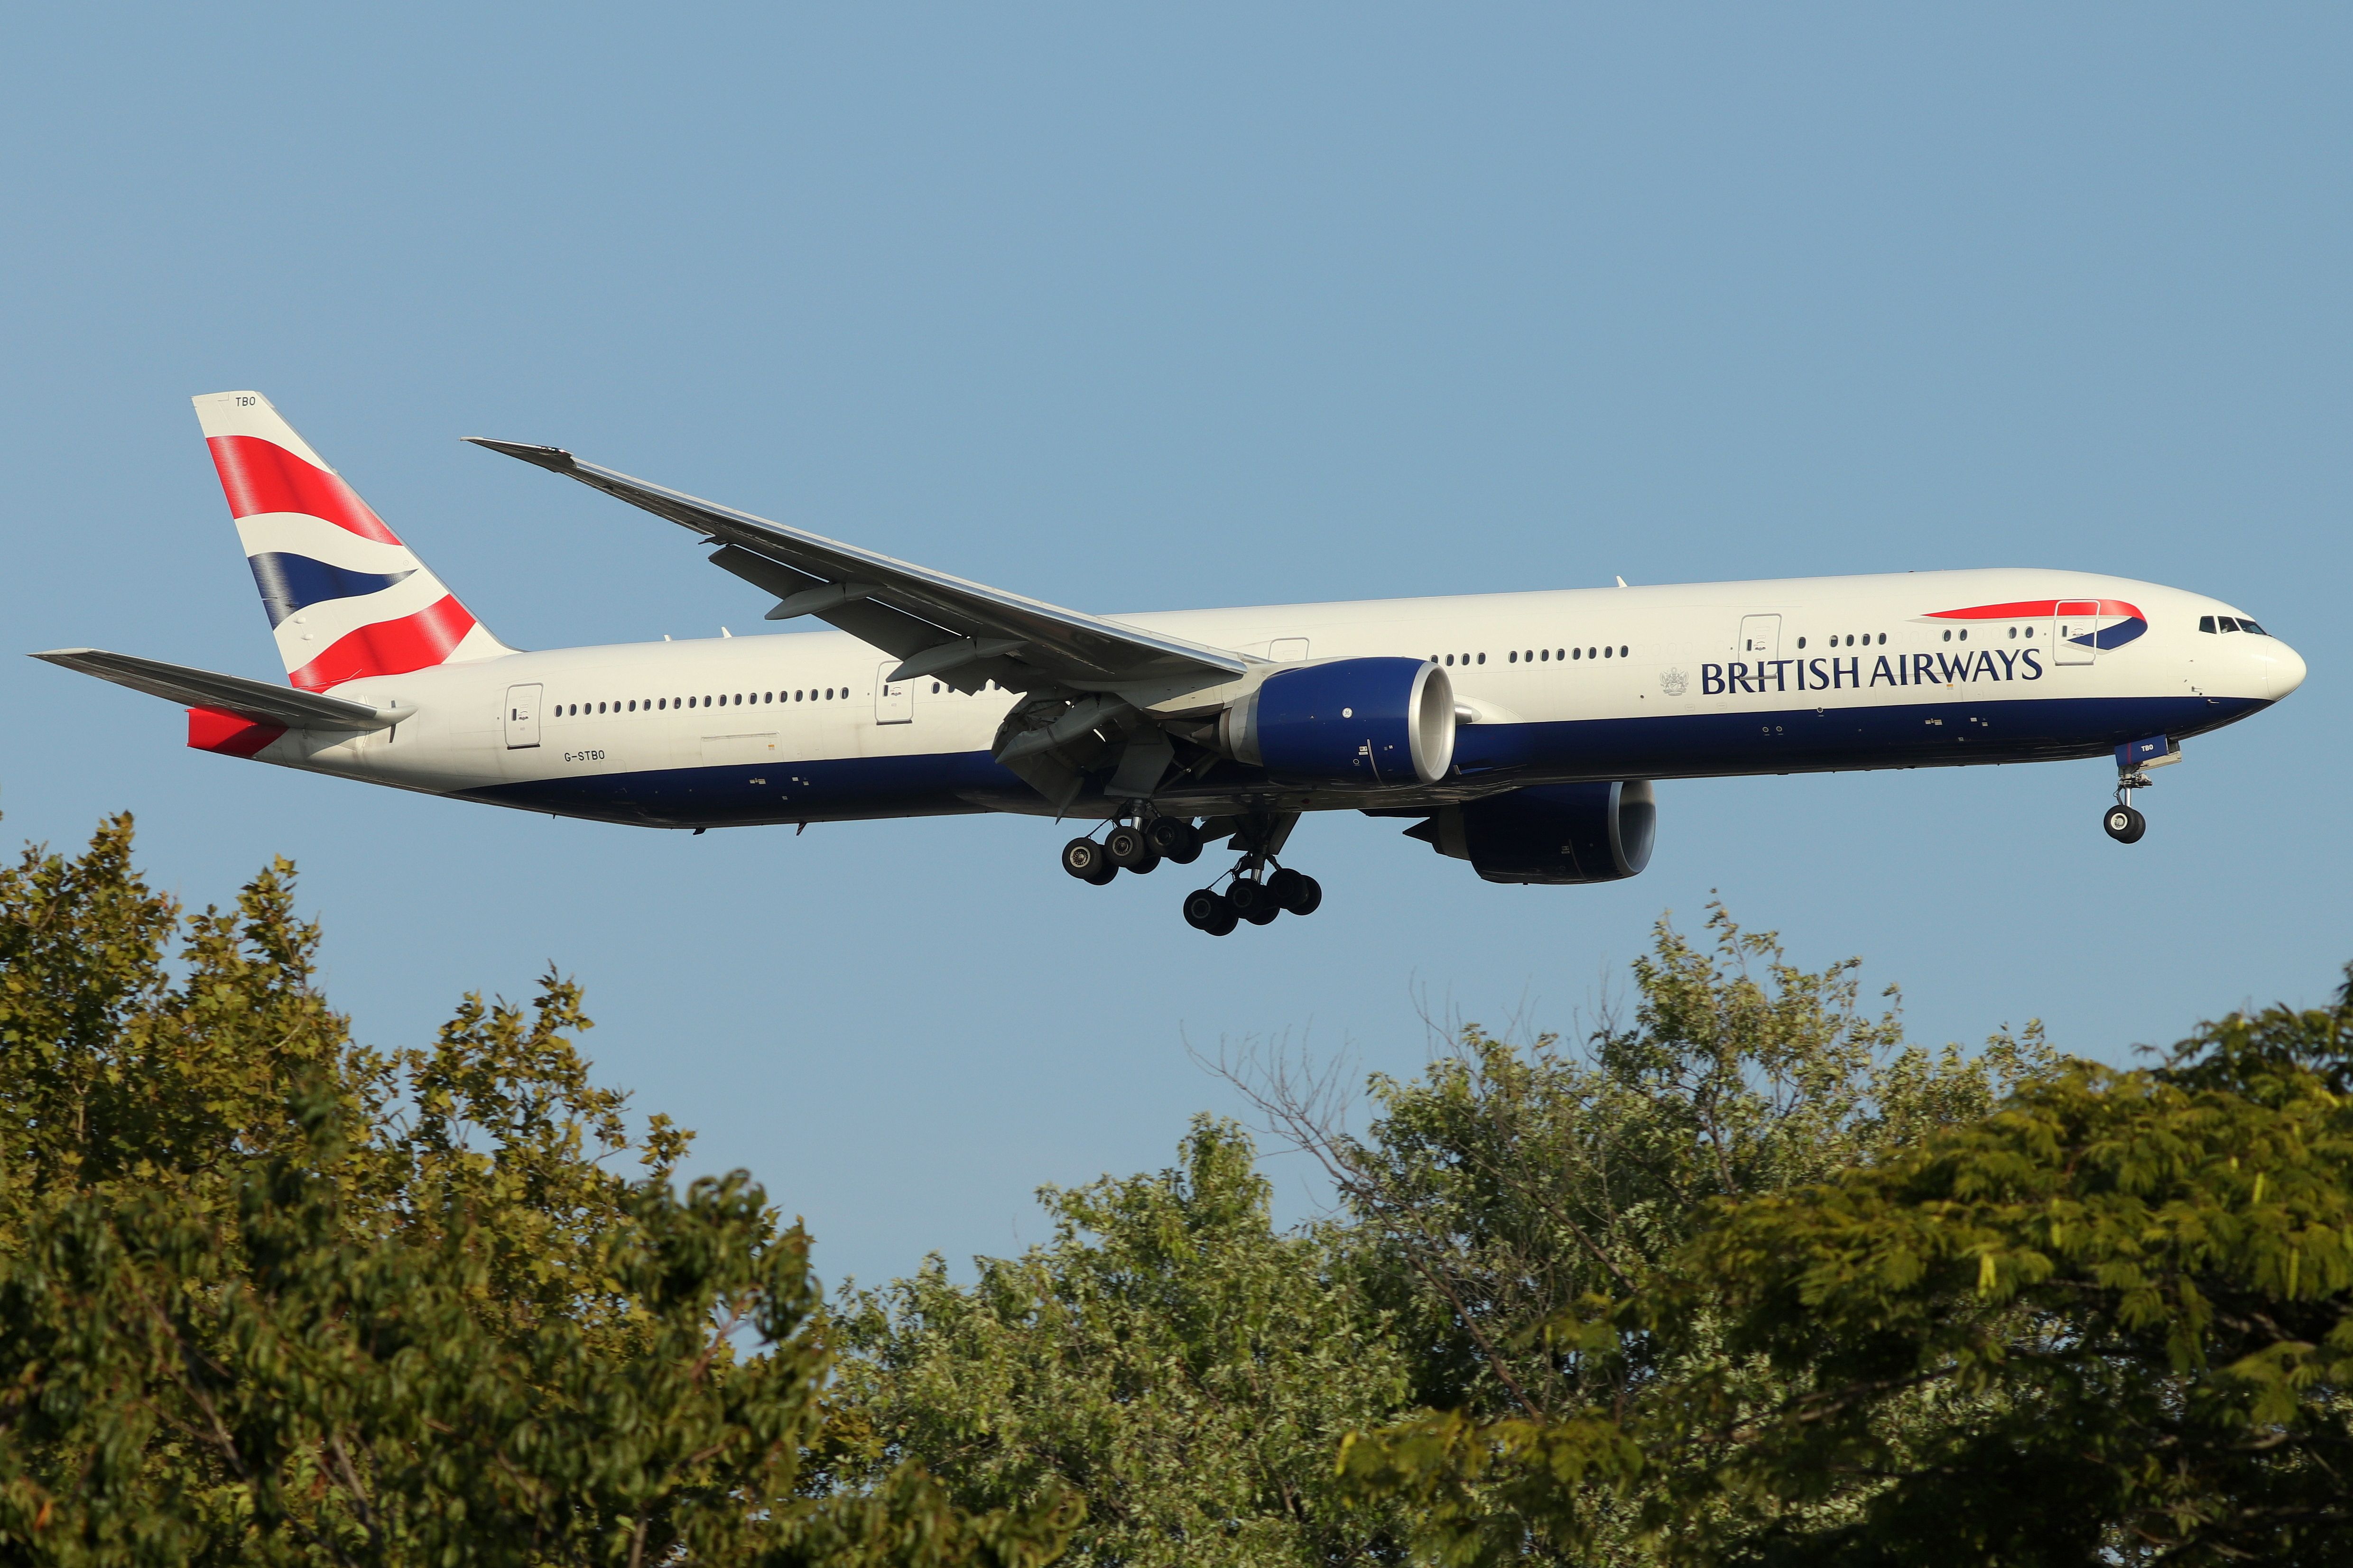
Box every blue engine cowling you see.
[1220,657,1455,786]
[1407,781,1656,884]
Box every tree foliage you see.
[0,817,1073,1568]
[1642,971,2353,1565]
[1340,944,2353,1566]
[825,1118,1409,1567]
[17,817,2352,1567]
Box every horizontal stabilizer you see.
[30,649,414,731]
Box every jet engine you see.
[1407,780,1656,885]
[1218,657,1455,786]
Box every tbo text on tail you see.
[36,392,2307,934]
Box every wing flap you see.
[30,649,408,730]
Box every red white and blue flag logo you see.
[193,392,508,694]
[1926,598,2148,652]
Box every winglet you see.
[465,438,577,474]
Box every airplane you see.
[35,392,2307,935]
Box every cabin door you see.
[1737,615,1781,660]
[874,661,913,724]
[2053,600,2099,665]
[503,684,542,749]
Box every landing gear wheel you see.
[1146,817,1203,864]
[1062,837,1110,880]
[1183,886,1235,933]
[1278,873,1322,916]
[1084,855,1121,885]
[2103,804,2147,844]
[1227,878,1274,919]
[1105,824,1153,870]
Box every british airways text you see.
[1701,648,2044,696]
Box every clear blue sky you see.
[4,5,2346,1288]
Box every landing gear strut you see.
[2102,753,2163,845]
[2100,736,2181,845]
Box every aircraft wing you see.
[466,440,1247,693]
[30,649,408,730]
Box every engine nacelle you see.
[1219,657,1455,786]
[1410,781,1656,885]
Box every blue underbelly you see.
[457,692,2266,828]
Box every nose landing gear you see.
[2101,735,2177,844]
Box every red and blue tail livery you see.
[192,392,509,692]
[30,391,2309,931]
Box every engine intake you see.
[1409,781,1656,884]
[1220,657,1455,786]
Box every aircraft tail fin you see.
[192,391,512,691]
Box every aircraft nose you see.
[2264,638,2307,701]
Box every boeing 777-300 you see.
[35,392,2307,933]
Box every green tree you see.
[1247,905,2049,1417]
[1262,904,2051,1562]
[1633,967,2353,1565]
[825,1118,1410,1567]
[1342,962,2353,1567]
[0,817,1073,1567]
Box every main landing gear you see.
[1060,815,1204,884]
[1182,865,1323,936]
[1061,812,1323,933]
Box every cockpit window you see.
[2218,616,2241,632]
[2198,615,2216,632]
[2238,618,2268,636]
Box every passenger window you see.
[1476,652,1485,664]
[1796,636,1806,649]
[1555,649,1565,660]
[1571,647,1581,660]
[1539,648,1549,661]
[1602,646,1612,658]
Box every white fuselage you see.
[234,568,2302,830]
